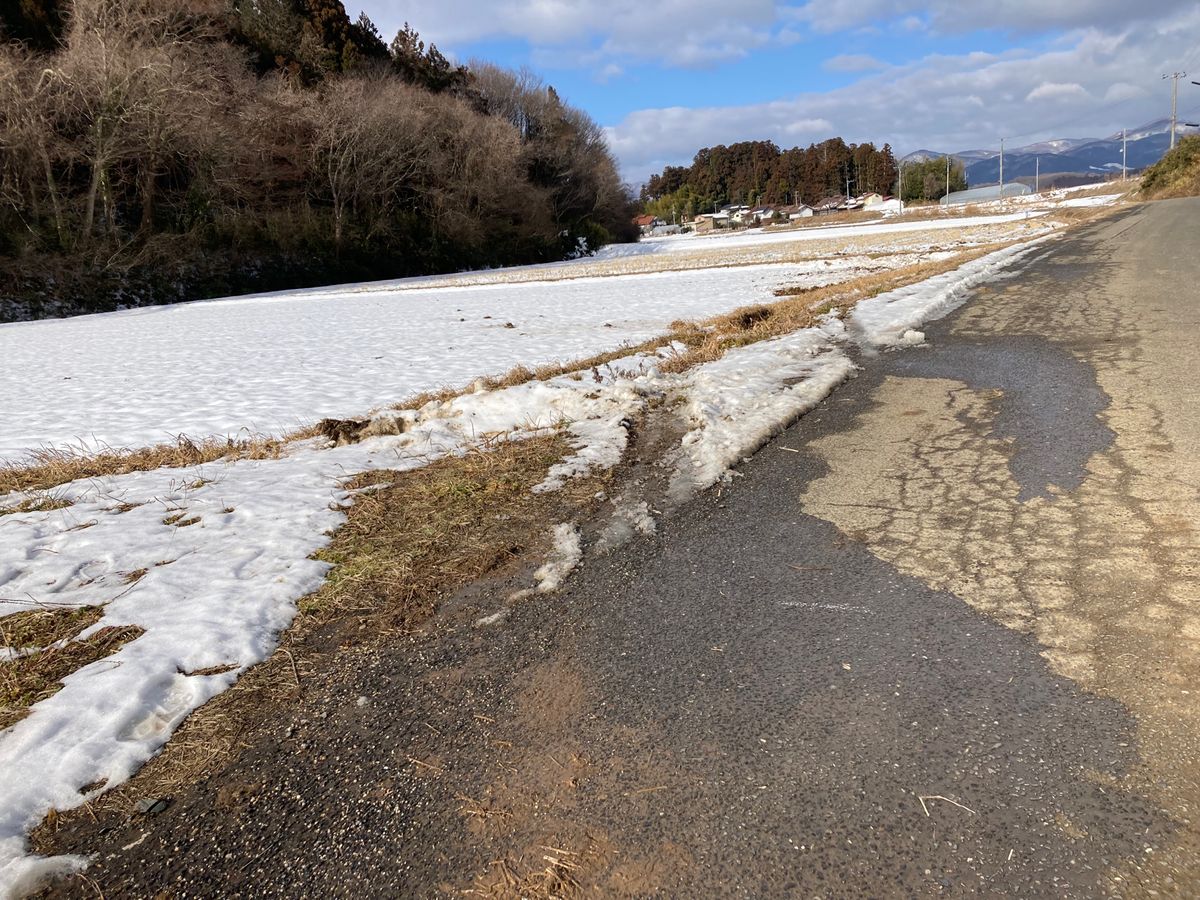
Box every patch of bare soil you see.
[456,654,695,899]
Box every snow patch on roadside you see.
[474,609,509,627]
[670,320,855,499]
[849,239,1049,348]
[596,497,658,554]
[510,523,583,600]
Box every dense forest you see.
[0,0,635,320]
[896,155,968,202]
[639,140,970,218]
[639,139,900,219]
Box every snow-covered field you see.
[0,213,1064,893]
[953,181,1129,214]
[0,261,846,460]
[0,239,1022,461]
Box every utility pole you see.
[999,137,1005,197]
[1163,72,1186,150]
[1122,129,1127,180]
[945,155,951,201]
[1035,156,1039,194]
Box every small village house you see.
[632,214,664,235]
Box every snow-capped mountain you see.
[902,119,1196,185]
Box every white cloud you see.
[1104,82,1147,103]
[788,0,1197,35]
[1025,81,1090,102]
[358,0,781,67]
[356,0,1200,84]
[606,4,1200,180]
[595,63,624,83]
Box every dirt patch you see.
[452,652,693,898]
[513,659,588,733]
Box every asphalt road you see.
[38,199,1200,897]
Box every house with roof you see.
[778,204,814,220]
[632,214,665,235]
[814,196,845,215]
[723,205,753,224]
[692,211,731,233]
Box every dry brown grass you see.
[0,429,322,497]
[643,243,1015,375]
[469,853,583,899]
[0,493,72,516]
[31,431,608,826]
[1141,137,1200,200]
[0,605,104,652]
[1,607,144,730]
[306,433,590,623]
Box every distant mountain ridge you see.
[901,119,1198,185]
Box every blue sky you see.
[457,28,1018,124]
[354,1,1200,181]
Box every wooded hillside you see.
[639,139,899,218]
[0,0,635,320]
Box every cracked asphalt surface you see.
[37,198,1200,897]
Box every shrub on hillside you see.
[1140,136,1200,199]
[0,0,636,320]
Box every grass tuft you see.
[306,433,583,623]
[1,613,144,730]
[0,494,72,517]
[0,606,104,652]
[0,428,322,497]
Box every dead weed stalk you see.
[1,614,144,730]
[0,429,321,497]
